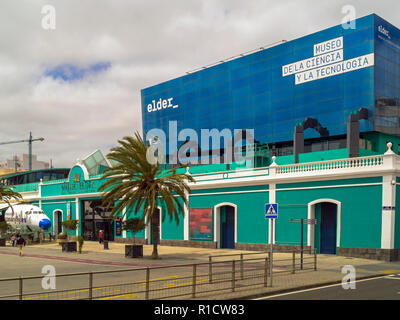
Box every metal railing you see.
[0,250,317,300]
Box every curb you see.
[230,273,385,300]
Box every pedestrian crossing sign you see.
[265,203,278,219]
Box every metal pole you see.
[89,272,93,300]
[29,132,32,171]
[19,277,23,300]
[264,257,268,287]
[145,267,150,300]
[301,219,304,270]
[232,260,235,292]
[240,253,244,280]
[314,248,317,271]
[209,256,212,283]
[269,219,274,287]
[192,264,197,298]
[292,251,296,274]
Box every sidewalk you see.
[1,240,397,300]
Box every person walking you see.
[98,230,103,244]
[16,234,26,256]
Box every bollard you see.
[314,248,317,271]
[192,264,197,298]
[209,256,212,283]
[89,272,93,300]
[292,251,296,274]
[145,267,150,300]
[103,240,109,250]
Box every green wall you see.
[189,186,270,244]
[276,177,382,249]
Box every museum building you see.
[3,14,400,261]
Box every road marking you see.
[253,276,389,300]
[383,276,400,280]
[378,269,400,274]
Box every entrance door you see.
[319,203,337,254]
[102,219,114,241]
[56,211,62,234]
[150,208,160,245]
[220,206,235,249]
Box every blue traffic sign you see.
[265,203,278,219]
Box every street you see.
[257,275,400,300]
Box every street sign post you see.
[288,218,317,269]
[266,203,278,286]
[265,203,278,219]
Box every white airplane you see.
[3,204,52,232]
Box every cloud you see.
[0,0,398,168]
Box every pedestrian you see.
[10,234,16,247]
[98,229,103,244]
[16,234,26,257]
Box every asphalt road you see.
[257,274,400,300]
[0,245,235,300]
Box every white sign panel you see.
[282,36,374,85]
[295,53,374,85]
[313,36,343,56]
[282,50,343,77]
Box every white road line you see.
[383,276,400,280]
[253,276,389,300]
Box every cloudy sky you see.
[0,0,398,168]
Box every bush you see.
[0,221,9,238]
[61,219,79,240]
[77,236,84,253]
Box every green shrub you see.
[61,219,79,240]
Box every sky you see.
[0,0,399,168]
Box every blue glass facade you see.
[374,15,400,134]
[141,14,400,155]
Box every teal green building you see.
[7,143,400,262]
[5,14,400,261]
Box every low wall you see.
[337,247,400,262]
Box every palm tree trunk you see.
[151,214,159,259]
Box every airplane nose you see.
[39,219,51,230]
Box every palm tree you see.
[0,184,22,219]
[99,132,194,259]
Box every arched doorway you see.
[53,210,63,235]
[214,203,237,249]
[308,199,341,254]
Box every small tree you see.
[122,218,145,244]
[61,219,79,241]
[77,236,84,253]
[0,221,9,238]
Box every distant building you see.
[0,154,49,172]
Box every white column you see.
[269,183,276,244]
[268,157,278,245]
[307,204,315,249]
[381,174,396,249]
[122,207,127,239]
[75,197,79,236]
[184,191,189,241]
